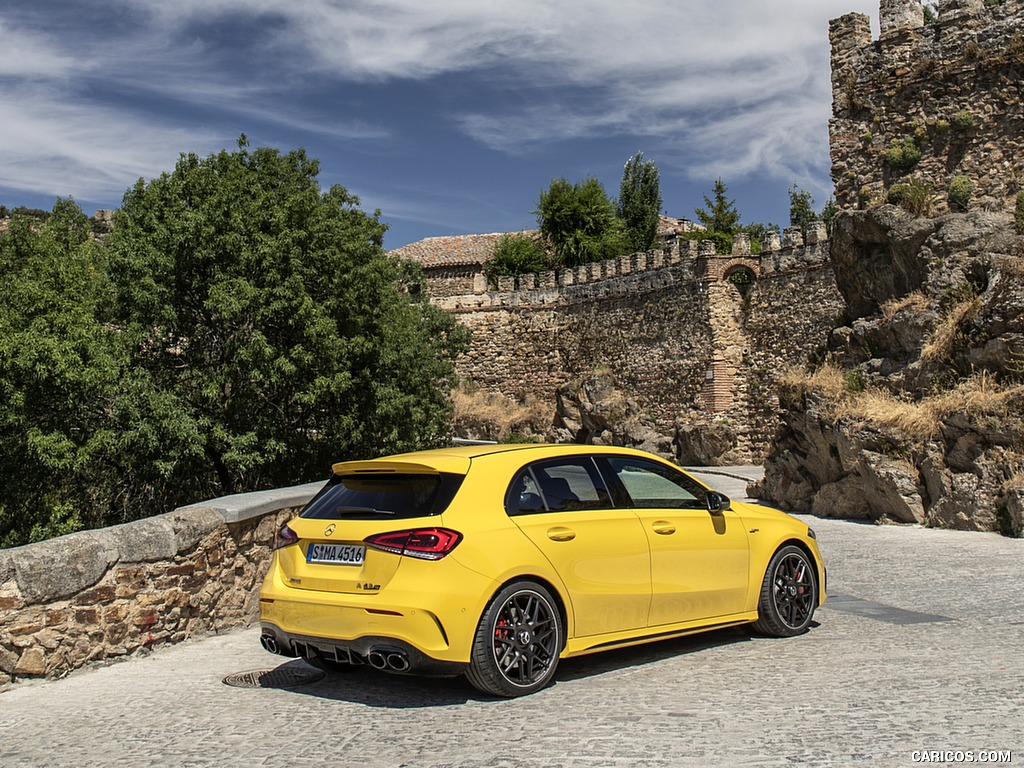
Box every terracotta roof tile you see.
[390,230,538,268]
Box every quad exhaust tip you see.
[368,648,410,672]
[262,635,409,672]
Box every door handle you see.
[652,521,676,535]
[547,526,576,542]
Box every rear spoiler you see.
[331,457,472,476]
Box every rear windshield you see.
[300,472,464,521]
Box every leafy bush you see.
[888,180,937,216]
[948,176,973,211]
[884,136,922,172]
[0,200,121,546]
[727,268,754,285]
[820,198,838,237]
[487,234,549,278]
[536,177,629,267]
[843,367,867,393]
[951,110,975,131]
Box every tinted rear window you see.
[300,472,464,520]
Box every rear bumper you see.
[258,550,496,665]
[259,622,467,676]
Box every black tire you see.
[753,545,818,637]
[466,581,563,697]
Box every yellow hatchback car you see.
[259,444,825,697]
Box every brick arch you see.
[717,259,761,283]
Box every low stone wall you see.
[0,481,321,690]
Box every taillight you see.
[364,528,462,560]
[275,522,299,549]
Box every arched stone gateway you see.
[722,262,759,282]
[723,263,758,300]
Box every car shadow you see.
[553,625,753,682]
[263,625,757,708]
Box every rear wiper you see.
[332,506,395,517]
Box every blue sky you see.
[0,0,876,250]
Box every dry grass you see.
[1007,470,1024,492]
[795,365,1024,442]
[843,388,942,441]
[994,254,1024,280]
[920,295,981,363]
[450,384,551,441]
[780,363,848,400]
[880,291,930,322]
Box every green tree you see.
[106,139,469,503]
[820,198,837,237]
[789,183,816,239]
[0,200,125,545]
[486,234,549,279]
[694,178,741,236]
[618,152,662,252]
[536,176,629,267]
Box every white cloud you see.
[0,86,214,201]
[0,18,77,78]
[1,0,877,210]
[164,0,865,181]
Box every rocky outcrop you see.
[552,374,672,457]
[754,208,1024,535]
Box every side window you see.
[505,457,613,515]
[606,457,706,509]
[506,469,545,515]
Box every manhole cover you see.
[223,667,325,689]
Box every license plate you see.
[306,542,366,566]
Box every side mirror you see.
[706,491,731,515]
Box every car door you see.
[600,456,749,627]
[507,456,651,637]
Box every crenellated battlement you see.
[830,0,1024,212]
[430,226,830,312]
[879,0,924,37]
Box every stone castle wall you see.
[830,0,1024,211]
[434,226,845,461]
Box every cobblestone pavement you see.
[1,470,1021,767]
